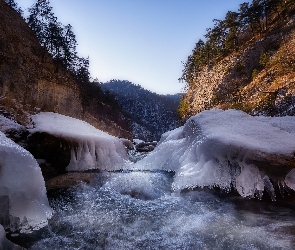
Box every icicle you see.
[262,175,276,201]
[285,168,295,191]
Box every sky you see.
[16,0,246,94]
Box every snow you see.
[0,224,22,249]
[134,109,295,198]
[256,116,295,133]
[0,132,52,233]
[30,112,130,171]
[0,115,24,133]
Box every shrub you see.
[251,68,260,79]
[231,102,253,113]
[259,52,270,67]
[177,96,190,120]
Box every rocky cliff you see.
[182,3,295,119]
[0,1,131,138]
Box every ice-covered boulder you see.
[0,132,52,233]
[134,109,295,199]
[30,112,130,171]
[0,115,28,143]
[0,224,23,249]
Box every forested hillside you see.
[101,80,181,140]
[0,0,132,138]
[179,0,295,119]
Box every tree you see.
[4,0,23,15]
[27,0,56,48]
[62,24,78,71]
[249,0,264,35]
[177,95,190,120]
[224,11,240,52]
[180,39,206,83]
[205,19,228,58]
[27,0,84,76]
[46,19,64,62]
[193,39,206,65]
[266,0,286,21]
[74,56,90,84]
[238,2,251,31]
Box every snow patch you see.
[30,112,129,171]
[135,109,295,198]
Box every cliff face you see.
[0,1,131,138]
[183,9,295,118]
[0,1,81,118]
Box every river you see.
[10,170,295,250]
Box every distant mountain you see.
[100,80,181,140]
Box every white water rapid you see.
[4,110,295,249]
[14,171,295,250]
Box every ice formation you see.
[30,112,130,171]
[134,109,295,198]
[0,115,24,133]
[0,224,23,249]
[0,132,52,233]
[285,168,295,191]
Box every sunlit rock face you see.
[134,109,295,199]
[0,132,52,233]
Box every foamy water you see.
[20,171,295,250]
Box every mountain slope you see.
[100,80,181,140]
[0,1,131,138]
[181,0,295,119]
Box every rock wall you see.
[183,13,295,118]
[0,1,131,139]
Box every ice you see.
[235,163,264,199]
[0,132,52,233]
[30,112,130,171]
[0,224,23,249]
[135,109,295,198]
[285,168,295,191]
[257,115,295,133]
[0,115,24,133]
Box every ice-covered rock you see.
[0,115,24,133]
[0,132,52,233]
[134,109,295,199]
[30,112,130,171]
[0,115,28,143]
[285,168,295,191]
[0,224,23,249]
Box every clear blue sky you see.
[17,0,245,94]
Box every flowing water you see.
[11,170,295,250]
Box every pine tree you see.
[62,24,78,71]
[27,0,87,77]
[224,11,240,52]
[4,0,23,15]
[27,0,56,49]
